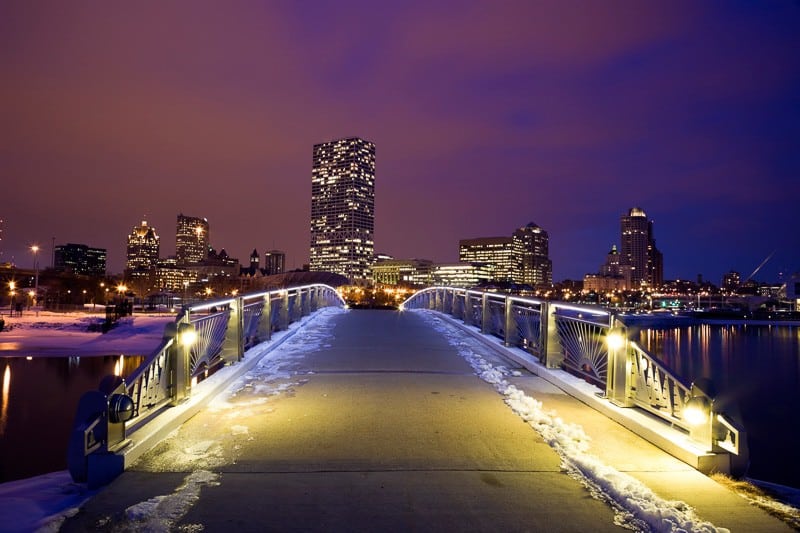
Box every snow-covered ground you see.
[0,311,174,356]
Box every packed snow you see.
[414,310,727,533]
[0,310,174,356]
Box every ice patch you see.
[230,425,249,436]
[114,470,219,532]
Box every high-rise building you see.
[459,237,514,282]
[126,220,160,272]
[176,214,209,265]
[310,137,376,282]
[512,222,552,286]
[54,243,106,277]
[264,250,285,276]
[620,207,663,288]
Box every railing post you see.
[481,293,490,334]
[504,296,515,347]
[292,289,302,321]
[540,302,562,368]
[280,290,289,330]
[169,318,192,405]
[606,318,632,406]
[301,287,311,316]
[463,291,472,326]
[257,293,272,342]
[220,297,244,363]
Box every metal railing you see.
[402,287,747,462]
[68,284,344,486]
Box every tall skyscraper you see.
[310,137,376,282]
[620,207,663,288]
[176,214,209,265]
[512,222,552,286]
[126,220,160,272]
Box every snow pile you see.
[416,310,727,533]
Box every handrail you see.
[68,283,345,486]
[401,286,747,463]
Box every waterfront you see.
[0,355,142,483]
[637,323,800,489]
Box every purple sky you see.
[1,1,798,284]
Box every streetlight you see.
[30,245,39,309]
[8,281,15,317]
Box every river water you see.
[0,324,798,489]
[637,323,800,489]
[0,355,143,483]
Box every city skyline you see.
[1,3,798,283]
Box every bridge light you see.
[684,395,710,426]
[605,331,625,351]
[178,323,198,347]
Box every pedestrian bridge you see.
[61,285,789,532]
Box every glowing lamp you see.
[605,331,625,351]
[684,395,711,426]
[178,323,198,347]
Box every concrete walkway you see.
[61,309,791,532]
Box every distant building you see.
[54,243,107,277]
[155,257,196,292]
[432,263,493,288]
[264,250,286,276]
[512,222,552,286]
[620,207,663,288]
[372,258,433,287]
[722,271,741,293]
[176,214,209,265]
[309,137,376,283]
[459,237,514,282]
[126,220,160,272]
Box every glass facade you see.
[310,137,375,282]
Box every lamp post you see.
[30,245,39,309]
[8,281,15,317]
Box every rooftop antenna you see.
[743,250,776,283]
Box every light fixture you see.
[178,323,197,347]
[684,395,710,426]
[605,330,625,351]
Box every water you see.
[637,324,800,488]
[0,355,143,483]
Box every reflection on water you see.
[638,324,800,488]
[0,365,10,436]
[0,354,143,483]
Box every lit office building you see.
[512,222,552,286]
[372,258,433,287]
[264,250,286,276]
[459,237,514,282]
[620,207,663,288]
[54,243,107,277]
[126,220,160,272]
[176,214,209,265]
[310,137,376,282]
[432,263,493,288]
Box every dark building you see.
[54,243,107,277]
[264,250,286,276]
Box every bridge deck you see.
[62,309,791,532]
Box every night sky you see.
[2,2,798,284]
